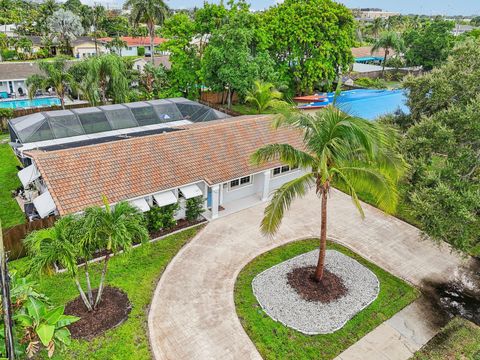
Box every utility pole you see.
[0,221,15,360]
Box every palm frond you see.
[261,173,315,235]
[251,143,315,169]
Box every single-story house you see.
[132,56,172,72]
[72,37,107,58]
[12,101,304,221]
[0,61,43,97]
[98,36,168,57]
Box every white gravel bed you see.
[252,249,380,334]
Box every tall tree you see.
[124,0,169,64]
[371,31,405,75]
[92,5,106,54]
[262,0,355,95]
[252,107,404,281]
[403,20,454,70]
[48,9,84,55]
[26,57,74,109]
[105,36,127,56]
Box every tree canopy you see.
[261,0,355,95]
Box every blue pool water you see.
[0,97,61,109]
[305,89,409,120]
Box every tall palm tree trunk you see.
[94,253,109,309]
[314,186,328,281]
[382,49,389,76]
[148,20,155,64]
[74,276,93,311]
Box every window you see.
[272,165,298,176]
[229,176,252,189]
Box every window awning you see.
[179,184,203,199]
[129,198,150,212]
[33,191,56,218]
[153,191,177,207]
[18,164,41,188]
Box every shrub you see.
[137,46,145,57]
[354,77,387,89]
[1,49,17,60]
[185,196,205,221]
[146,203,179,232]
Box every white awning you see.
[179,184,203,199]
[18,164,41,188]
[153,191,177,207]
[33,191,56,218]
[129,198,150,212]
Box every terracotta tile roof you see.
[28,115,304,215]
[351,46,395,58]
[98,36,167,47]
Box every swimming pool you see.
[0,97,61,109]
[301,89,409,120]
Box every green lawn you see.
[10,225,204,359]
[412,317,480,360]
[0,141,26,229]
[234,239,419,360]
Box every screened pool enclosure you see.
[9,98,229,144]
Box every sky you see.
[162,0,480,16]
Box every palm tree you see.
[82,197,148,308]
[26,57,74,109]
[92,5,106,55]
[124,0,169,64]
[106,37,127,56]
[82,54,129,104]
[371,31,405,75]
[48,9,84,55]
[369,17,385,39]
[245,80,289,114]
[251,107,405,281]
[24,216,95,311]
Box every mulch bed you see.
[287,266,347,303]
[148,218,205,239]
[65,286,131,340]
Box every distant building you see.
[451,24,477,36]
[353,8,400,20]
[1,24,17,37]
[98,36,168,57]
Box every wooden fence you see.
[2,216,57,260]
[198,100,241,117]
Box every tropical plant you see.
[245,80,289,114]
[82,54,130,104]
[0,273,79,359]
[124,0,169,64]
[371,31,405,75]
[251,107,405,281]
[24,215,95,310]
[146,203,178,232]
[140,62,169,97]
[105,36,127,56]
[48,9,84,55]
[26,57,74,109]
[82,197,148,308]
[185,197,205,222]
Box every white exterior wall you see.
[221,173,263,205]
[2,80,27,95]
[269,169,306,192]
[122,46,139,56]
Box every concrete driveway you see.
[148,189,466,360]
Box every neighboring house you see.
[10,100,304,221]
[132,56,171,72]
[0,61,43,97]
[351,46,395,64]
[98,36,168,57]
[2,24,18,37]
[72,37,107,58]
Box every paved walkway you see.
[148,189,467,360]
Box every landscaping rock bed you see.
[252,250,380,334]
[66,286,131,339]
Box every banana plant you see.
[15,297,79,358]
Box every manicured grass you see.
[234,239,419,360]
[232,103,267,115]
[10,225,204,359]
[412,317,480,360]
[0,141,26,228]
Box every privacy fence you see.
[2,216,57,260]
